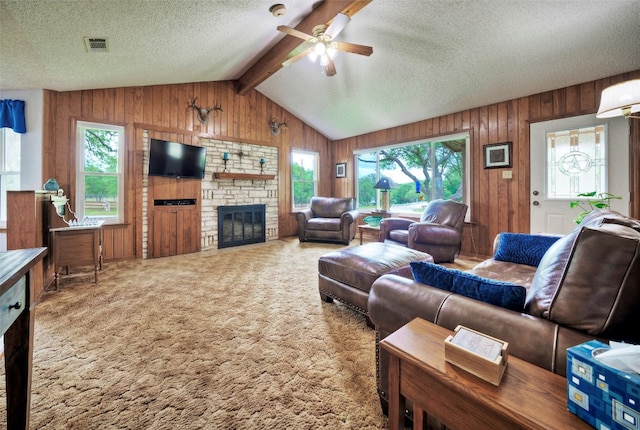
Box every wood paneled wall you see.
[42,71,639,260]
[43,82,330,260]
[332,71,640,256]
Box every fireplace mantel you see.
[214,172,275,180]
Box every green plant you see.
[569,191,622,224]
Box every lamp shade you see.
[374,177,397,190]
[596,79,640,119]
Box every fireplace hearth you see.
[217,204,266,249]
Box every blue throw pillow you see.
[409,261,455,288]
[410,261,526,312]
[493,233,561,267]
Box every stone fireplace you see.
[200,139,278,251]
[217,204,266,249]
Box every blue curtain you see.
[0,99,26,133]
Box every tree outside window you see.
[356,134,468,214]
[76,122,124,223]
[291,149,318,210]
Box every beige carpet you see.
[2,238,390,429]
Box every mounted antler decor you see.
[269,117,288,136]
[187,97,223,124]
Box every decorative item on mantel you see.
[222,152,230,172]
[213,172,276,180]
[213,147,274,180]
[220,150,249,173]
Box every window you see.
[291,149,318,210]
[0,128,21,225]
[76,121,124,224]
[546,125,607,199]
[355,132,470,217]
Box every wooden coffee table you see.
[380,318,592,430]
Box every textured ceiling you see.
[1,0,639,140]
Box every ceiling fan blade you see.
[325,13,350,39]
[282,46,313,67]
[333,41,373,56]
[324,58,337,77]
[277,25,313,41]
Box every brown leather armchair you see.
[296,197,359,245]
[379,199,468,262]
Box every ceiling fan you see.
[277,13,373,77]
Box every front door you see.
[529,113,629,234]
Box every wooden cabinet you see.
[7,191,53,250]
[6,191,62,294]
[146,174,201,259]
[149,201,200,258]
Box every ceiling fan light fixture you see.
[326,44,337,60]
[314,42,326,56]
[278,12,372,77]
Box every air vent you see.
[84,37,108,53]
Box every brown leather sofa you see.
[368,210,640,422]
[379,199,468,263]
[296,197,359,245]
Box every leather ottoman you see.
[318,242,433,326]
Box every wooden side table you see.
[50,223,104,289]
[358,224,381,244]
[380,318,592,430]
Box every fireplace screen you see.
[217,204,266,249]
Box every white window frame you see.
[0,128,21,227]
[354,131,471,221]
[291,149,319,211]
[75,121,125,224]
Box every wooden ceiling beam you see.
[235,0,371,96]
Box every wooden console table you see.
[1,247,47,430]
[50,223,103,289]
[380,318,591,430]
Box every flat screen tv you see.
[148,139,207,179]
